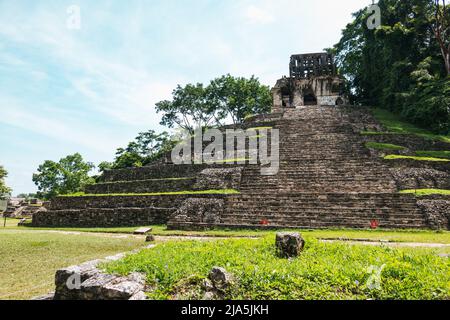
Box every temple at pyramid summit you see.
[272,52,348,111]
[33,54,450,230]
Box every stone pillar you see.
[271,87,283,113]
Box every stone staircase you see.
[32,162,235,227]
[169,106,430,229]
[34,105,446,229]
[220,193,425,229]
[213,106,426,229]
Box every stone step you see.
[85,177,196,194]
[169,220,426,230]
[220,214,426,223]
[216,220,427,229]
[99,163,257,182]
[32,207,174,227]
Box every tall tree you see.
[333,0,449,134]
[207,74,272,125]
[101,130,175,171]
[156,75,271,133]
[156,84,216,134]
[0,165,12,197]
[32,153,95,199]
[432,0,450,75]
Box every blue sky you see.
[0,0,367,195]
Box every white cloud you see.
[0,6,175,127]
[0,96,117,154]
[244,5,275,24]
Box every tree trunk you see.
[446,46,450,76]
[434,0,449,76]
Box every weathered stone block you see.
[134,227,153,235]
[53,253,148,300]
[194,167,243,190]
[170,198,224,225]
[275,232,305,258]
[417,199,450,230]
[101,278,144,300]
[209,267,234,291]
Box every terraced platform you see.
[33,106,450,230]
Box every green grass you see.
[10,221,450,244]
[361,131,402,136]
[415,151,450,160]
[96,177,193,185]
[384,155,450,162]
[205,158,251,164]
[0,229,145,299]
[104,236,450,300]
[247,126,273,131]
[365,142,406,151]
[62,189,240,197]
[400,189,450,197]
[2,220,448,299]
[371,108,450,143]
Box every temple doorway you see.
[303,93,317,105]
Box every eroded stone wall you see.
[417,198,450,230]
[32,195,186,227]
[390,168,450,190]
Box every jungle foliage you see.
[332,0,449,134]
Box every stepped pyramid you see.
[33,54,450,230]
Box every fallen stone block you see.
[275,232,305,258]
[53,249,152,300]
[209,267,234,291]
[133,227,153,235]
[101,278,145,300]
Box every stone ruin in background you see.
[271,52,347,112]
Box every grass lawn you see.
[384,155,450,162]
[104,236,450,300]
[247,126,273,131]
[371,108,450,143]
[400,189,450,197]
[0,228,145,300]
[365,142,406,150]
[8,219,450,244]
[415,151,450,159]
[2,218,450,300]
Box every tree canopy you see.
[0,165,12,197]
[99,130,175,171]
[156,74,271,134]
[32,153,95,200]
[332,0,449,134]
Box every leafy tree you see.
[156,84,216,134]
[98,161,114,174]
[32,153,95,200]
[105,130,175,170]
[16,193,39,200]
[333,0,449,134]
[0,165,12,197]
[156,75,271,133]
[403,77,450,132]
[207,74,272,125]
[432,0,450,75]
